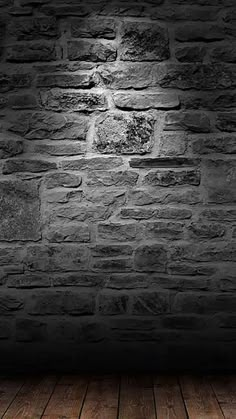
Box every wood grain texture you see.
[80,375,119,419]
[42,375,88,419]
[0,377,24,417]
[210,375,236,403]
[180,375,224,419]
[3,376,57,419]
[119,375,156,419]
[153,375,187,419]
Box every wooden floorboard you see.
[0,374,236,418]
[2,376,57,419]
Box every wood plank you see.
[180,375,224,419]
[42,374,88,419]
[209,375,236,403]
[119,375,156,419]
[0,377,24,417]
[219,403,236,419]
[80,375,119,419]
[3,376,57,419]
[153,375,187,419]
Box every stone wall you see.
[0,0,235,372]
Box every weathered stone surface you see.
[91,245,133,258]
[87,171,138,187]
[164,112,211,133]
[113,92,179,110]
[175,24,226,42]
[10,112,89,140]
[25,245,89,271]
[134,245,168,272]
[201,209,236,221]
[68,40,116,62]
[144,221,184,240]
[0,294,23,314]
[71,18,116,39]
[152,5,220,21]
[0,134,23,158]
[106,274,149,289]
[173,292,236,314]
[132,292,170,315]
[187,222,226,239]
[94,112,154,154]
[45,223,90,243]
[41,89,108,112]
[175,46,206,62]
[0,72,32,93]
[53,273,104,288]
[41,4,90,17]
[143,169,201,187]
[154,64,236,90]
[44,172,82,189]
[3,159,56,174]
[203,160,236,203]
[35,142,86,156]
[37,73,94,88]
[171,243,236,262]
[0,180,41,241]
[92,259,133,272]
[210,44,236,63]
[28,291,95,315]
[7,42,61,62]
[216,113,236,132]
[120,21,169,61]
[98,223,140,242]
[192,136,236,154]
[7,273,51,288]
[158,134,187,157]
[96,63,155,89]
[128,188,201,206]
[8,16,58,40]
[7,93,38,109]
[120,207,192,220]
[130,158,199,168]
[61,157,123,171]
[98,293,128,315]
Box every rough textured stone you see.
[68,40,116,62]
[210,44,236,63]
[216,113,236,132]
[0,72,32,93]
[45,223,90,243]
[87,171,138,187]
[7,42,61,62]
[0,134,23,158]
[44,172,82,189]
[134,245,168,272]
[36,73,94,88]
[61,157,123,171]
[28,291,95,315]
[143,170,201,187]
[8,17,58,40]
[175,24,226,42]
[3,159,57,174]
[175,46,206,62]
[96,63,155,89]
[192,136,236,154]
[132,292,170,315]
[155,64,236,90]
[25,245,89,271]
[120,22,169,61]
[41,89,108,112]
[35,142,86,156]
[203,160,236,203]
[164,112,211,133]
[98,223,140,242]
[0,180,41,241]
[113,92,179,110]
[187,222,226,239]
[98,293,128,315]
[94,112,154,154]
[10,112,89,140]
[71,18,117,39]
[144,221,184,240]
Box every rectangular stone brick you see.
[86,171,138,187]
[71,18,117,39]
[92,259,133,272]
[130,158,199,168]
[96,63,155,89]
[8,17,58,40]
[61,157,123,171]
[202,160,236,203]
[144,221,184,240]
[7,42,61,62]
[28,291,95,315]
[41,89,108,112]
[143,169,201,187]
[36,73,94,88]
[164,112,211,133]
[0,180,41,241]
[113,92,179,110]
[45,223,90,243]
[3,159,57,174]
[98,223,140,242]
[68,40,116,62]
[25,245,89,271]
[134,244,168,272]
[98,292,129,315]
[132,291,170,315]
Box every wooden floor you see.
[0,375,235,418]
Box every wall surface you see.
[0,0,235,372]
